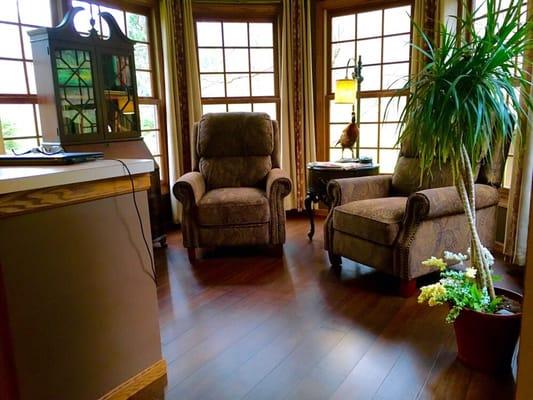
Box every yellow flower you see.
[421,256,447,271]
[418,283,447,306]
[465,267,477,279]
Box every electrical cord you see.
[113,159,157,285]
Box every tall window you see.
[0,0,54,153]
[472,0,528,189]
[195,11,280,120]
[71,1,166,181]
[326,3,413,172]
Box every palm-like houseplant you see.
[396,0,532,371]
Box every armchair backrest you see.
[391,138,454,195]
[192,112,280,189]
[391,135,511,195]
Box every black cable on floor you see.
[113,159,157,285]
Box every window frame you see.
[193,3,282,120]
[0,0,60,153]
[469,0,531,195]
[316,0,414,168]
[63,0,169,188]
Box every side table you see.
[305,162,380,239]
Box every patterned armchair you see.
[173,112,292,263]
[324,139,507,296]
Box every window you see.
[70,0,167,182]
[194,7,280,120]
[472,0,528,189]
[326,3,413,173]
[0,0,54,153]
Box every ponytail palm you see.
[398,0,532,300]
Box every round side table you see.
[305,162,380,239]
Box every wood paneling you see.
[133,216,520,400]
[0,174,150,218]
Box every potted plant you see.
[397,0,531,372]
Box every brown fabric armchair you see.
[173,112,292,263]
[324,140,505,296]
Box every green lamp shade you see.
[334,78,357,104]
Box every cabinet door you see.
[54,47,102,142]
[101,53,139,139]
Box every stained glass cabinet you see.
[28,7,166,246]
[28,7,140,144]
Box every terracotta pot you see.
[453,287,522,373]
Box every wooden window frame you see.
[469,0,531,201]
[193,3,282,120]
[61,0,169,188]
[0,0,61,153]
[315,0,414,163]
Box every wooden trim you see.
[493,241,504,254]
[499,187,510,208]
[193,3,282,21]
[98,359,167,400]
[0,174,151,219]
[0,262,19,400]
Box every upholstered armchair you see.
[173,112,292,263]
[324,140,506,296]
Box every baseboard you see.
[98,359,167,400]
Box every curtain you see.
[160,0,184,223]
[504,86,533,266]
[503,1,532,266]
[280,0,316,211]
[181,0,203,165]
[160,0,202,223]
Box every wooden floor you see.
[133,216,521,400]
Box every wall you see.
[516,199,533,399]
[0,192,162,400]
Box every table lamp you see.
[334,56,363,161]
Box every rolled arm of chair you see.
[406,184,499,222]
[266,168,292,200]
[266,168,292,245]
[327,174,392,208]
[173,172,206,208]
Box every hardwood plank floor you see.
[132,216,520,400]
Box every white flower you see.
[466,246,495,268]
[481,246,495,268]
[443,251,468,264]
[465,267,477,279]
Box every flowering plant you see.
[418,249,502,323]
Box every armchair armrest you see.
[406,184,499,221]
[327,174,392,208]
[266,168,292,199]
[266,168,291,245]
[172,172,206,207]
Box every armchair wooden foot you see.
[271,244,283,257]
[328,252,342,268]
[187,248,197,264]
[399,278,417,298]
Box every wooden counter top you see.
[0,159,154,195]
[0,159,154,218]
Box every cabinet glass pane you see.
[55,49,98,135]
[102,54,138,134]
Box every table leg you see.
[305,193,315,240]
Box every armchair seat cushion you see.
[332,197,407,246]
[198,187,270,227]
